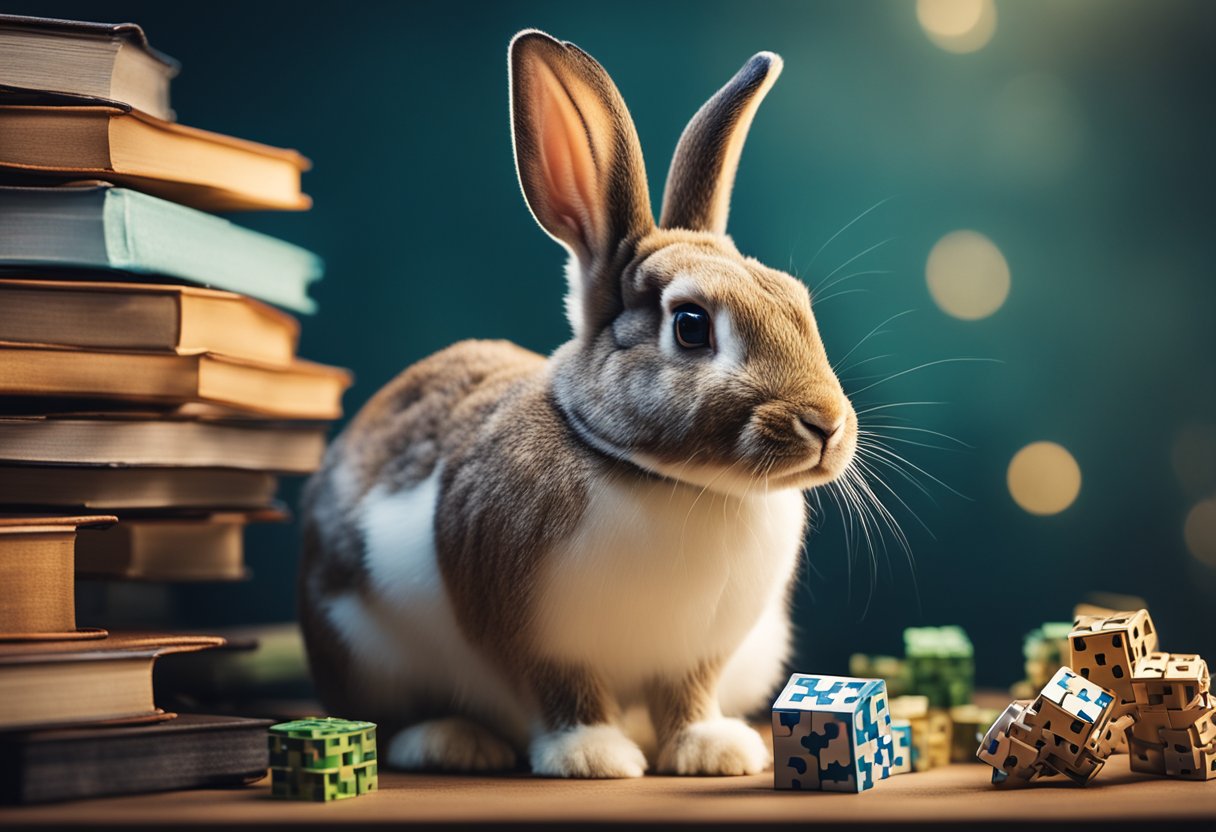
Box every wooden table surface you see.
[3,755,1215,830]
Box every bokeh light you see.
[916,0,997,53]
[1184,497,1216,567]
[1172,423,1216,498]
[925,230,1011,320]
[1008,442,1082,515]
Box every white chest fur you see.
[535,474,806,689]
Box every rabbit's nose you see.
[796,411,844,446]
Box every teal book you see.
[0,183,322,313]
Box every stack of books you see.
[0,14,350,803]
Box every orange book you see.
[0,515,114,637]
[0,632,224,730]
[0,343,351,420]
[0,105,309,211]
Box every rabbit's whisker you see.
[849,357,1001,398]
[808,196,896,268]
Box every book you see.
[0,14,178,121]
[0,415,326,473]
[75,511,286,582]
[0,713,271,804]
[0,105,310,211]
[0,467,277,510]
[0,344,351,419]
[0,278,301,365]
[0,184,322,313]
[0,515,114,636]
[0,632,224,730]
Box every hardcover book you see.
[0,105,310,211]
[0,185,322,313]
[0,343,351,420]
[0,713,271,804]
[0,414,327,473]
[0,14,178,121]
[0,633,224,731]
[0,279,302,364]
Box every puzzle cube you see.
[772,673,894,793]
[976,667,1121,788]
[1131,652,1209,711]
[1127,652,1215,781]
[1069,609,1157,708]
[904,626,974,707]
[890,695,934,771]
[889,718,913,775]
[269,717,378,801]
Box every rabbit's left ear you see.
[660,52,783,235]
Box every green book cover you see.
[0,184,321,313]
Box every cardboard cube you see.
[904,626,975,707]
[1132,652,1210,712]
[772,674,894,793]
[1069,609,1158,708]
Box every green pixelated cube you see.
[904,627,975,707]
[270,760,378,801]
[269,717,377,772]
[269,718,378,801]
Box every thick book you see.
[0,466,277,510]
[0,415,327,473]
[0,279,301,365]
[0,632,224,730]
[0,105,310,211]
[0,713,270,804]
[0,343,351,420]
[0,185,322,313]
[0,515,114,637]
[0,14,178,121]
[75,510,285,581]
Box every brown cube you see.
[1132,652,1210,711]
[1069,609,1158,700]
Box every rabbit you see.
[299,29,858,779]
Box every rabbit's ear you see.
[510,30,653,272]
[659,53,782,235]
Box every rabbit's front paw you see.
[387,717,518,771]
[530,724,648,778]
[657,717,769,775]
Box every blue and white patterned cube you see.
[889,718,913,775]
[771,673,894,793]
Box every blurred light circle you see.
[925,230,1010,320]
[1172,423,1216,498]
[917,0,997,53]
[1185,498,1216,567]
[1008,442,1082,515]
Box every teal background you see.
[23,0,1215,687]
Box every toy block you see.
[849,653,910,697]
[269,717,378,802]
[771,673,893,793]
[1020,622,1074,693]
[1132,652,1210,712]
[889,719,913,775]
[950,705,1000,763]
[904,627,975,707]
[1129,707,1171,748]
[977,668,1123,788]
[923,708,952,769]
[1128,737,1167,775]
[1069,609,1157,703]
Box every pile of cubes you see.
[977,609,1215,786]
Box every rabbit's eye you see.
[673,303,712,350]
